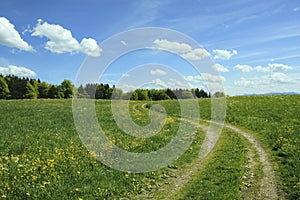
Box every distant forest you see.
[0,75,215,100]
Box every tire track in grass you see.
[222,123,279,200]
[132,103,279,199]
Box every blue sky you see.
[0,0,299,95]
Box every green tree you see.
[166,88,176,99]
[195,88,209,98]
[0,76,10,99]
[213,91,225,98]
[60,80,74,98]
[130,91,138,100]
[95,84,105,99]
[38,81,50,98]
[136,89,149,100]
[121,92,132,100]
[48,85,63,98]
[77,84,89,98]
[25,82,38,99]
[8,76,27,99]
[153,89,170,100]
[111,87,123,99]
[181,90,194,99]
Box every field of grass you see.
[0,95,299,199]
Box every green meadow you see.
[0,95,299,199]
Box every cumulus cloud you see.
[32,19,101,56]
[153,39,192,53]
[234,72,294,87]
[0,65,36,77]
[212,49,237,60]
[184,75,203,83]
[234,77,252,87]
[213,63,229,72]
[185,73,225,85]
[153,39,210,61]
[150,69,166,76]
[234,64,253,73]
[168,78,187,88]
[0,17,34,51]
[117,83,136,92]
[255,63,293,73]
[265,72,294,83]
[151,78,168,87]
[181,48,211,61]
[32,19,80,53]
[233,62,297,94]
[184,73,225,91]
[201,73,226,83]
[80,38,102,57]
[234,63,293,73]
[254,65,269,73]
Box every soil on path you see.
[132,104,279,199]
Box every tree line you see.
[0,75,74,99]
[77,83,210,100]
[0,75,213,100]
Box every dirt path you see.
[223,123,279,200]
[158,121,278,200]
[132,104,279,199]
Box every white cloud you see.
[212,63,229,72]
[32,19,101,56]
[0,65,36,77]
[150,69,166,76]
[181,48,211,61]
[212,49,237,60]
[233,62,297,95]
[80,38,102,57]
[255,63,293,73]
[254,65,269,73]
[184,73,225,85]
[118,83,135,92]
[191,73,226,92]
[184,75,202,83]
[234,64,253,72]
[153,39,210,61]
[205,82,224,92]
[234,63,293,73]
[265,72,294,84]
[234,72,295,87]
[201,73,226,83]
[151,78,168,87]
[32,19,80,53]
[234,77,252,87]
[153,39,192,53]
[168,78,187,88]
[0,17,34,51]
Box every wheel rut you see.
[132,104,279,199]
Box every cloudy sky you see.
[0,0,299,95]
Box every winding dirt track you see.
[132,103,279,199]
[223,123,279,200]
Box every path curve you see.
[132,103,279,199]
[222,123,279,199]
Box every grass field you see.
[0,95,299,199]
